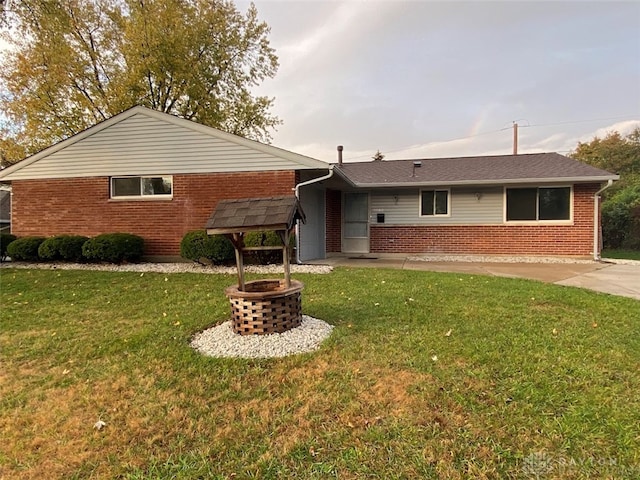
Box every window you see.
[506,186,570,221]
[421,189,449,216]
[111,176,173,199]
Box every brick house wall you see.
[326,183,599,257]
[11,171,296,256]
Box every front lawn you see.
[1,267,639,479]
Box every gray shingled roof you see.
[205,196,305,234]
[335,152,618,187]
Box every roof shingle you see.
[335,152,618,186]
[205,196,305,234]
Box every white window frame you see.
[503,185,573,224]
[419,188,451,217]
[110,176,173,200]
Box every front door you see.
[343,192,369,254]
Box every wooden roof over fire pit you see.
[205,196,305,235]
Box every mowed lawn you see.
[1,267,639,479]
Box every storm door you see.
[342,192,369,254]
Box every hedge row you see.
[2,233,144,263]
[180,230,293,265]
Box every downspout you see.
[593,179,613,261]
[294,166,335,264]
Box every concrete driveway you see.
[312,256,640,301]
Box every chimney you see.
[337,145,343,165]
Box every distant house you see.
[0,190,10,233]
[0,106,618,260]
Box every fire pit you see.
[225,279,303,335]
[205,196,307,336]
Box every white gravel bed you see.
[0,261,333,275]
[407,254,601,264]
[191,315,334,359]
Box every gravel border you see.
[406,254,630,265]
[191,315,334,359]
[0,261,333,275]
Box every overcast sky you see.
[237,0,640,163]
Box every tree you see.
[570,127,640,185]
[571,128,640,250]
[0,0,280,166]
[372,150,385,162]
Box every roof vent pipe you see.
[337,145,343,165]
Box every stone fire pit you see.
[205,196,307,336]
[225,279,303,335]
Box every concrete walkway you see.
[310,256,640,301]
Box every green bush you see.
[38,235,89,262]
[243,230,293,265]
[6,236,46,261]
[82,233,144,263]
[180,230,234,265]
[601,184,640,250]
[0,233,17,261]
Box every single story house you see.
[0,106,331,260]
[325,153,618,258]
[0,106,618,260]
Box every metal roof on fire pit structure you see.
[205,196,306,235]
[205,196,306,291]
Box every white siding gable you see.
[0,107,329,180]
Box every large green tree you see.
[570,127,640,185]
[571,127,640,250]
[0,0,280,166]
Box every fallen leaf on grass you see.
[444,329,452,337]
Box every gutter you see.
[341,175,619,189]
[593,179,614,261]
[294,166,334,264]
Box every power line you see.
[342,113,640,161]
[344,127,504,161]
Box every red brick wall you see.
[11,171,296,256]
[369,183,598,256]
[324,183,598,257]
[325,189,342,252]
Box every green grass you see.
[1,267,639,479]
[602,249,640,261]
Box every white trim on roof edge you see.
[0,106,330,180]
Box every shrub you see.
[58,235,90,261]
[38,236,64,261]
[601,184,640,249]
[6,236,46,261]
[82,233,144,263]
[243,230,294,265]
[38,235,89,262]
[180,230,234,265]
[0,233,17,261]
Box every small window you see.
[506,186,570,221]
[421,189,449,216]
[111,176,173,199]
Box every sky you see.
[236,0,640,163]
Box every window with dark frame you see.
[506,186,570,221]
[421,190,449,216]
[111,176,173,198]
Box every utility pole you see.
[512,122,518,155]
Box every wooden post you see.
[278,229,291,288]
[229,233,245,291]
